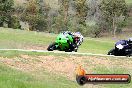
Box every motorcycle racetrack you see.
[0,28,132,88]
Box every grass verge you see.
[0,28,114,54]
[0,64,78,88]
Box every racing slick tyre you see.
[47,42,56,51]
[108,49,115,55]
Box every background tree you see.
[0,0,14,27]
[73,0,88,26]
[99,0,128,37]
[0,0,130,37]
[20,0,50,31]
[57,0,70,31]
[86,0,102,37]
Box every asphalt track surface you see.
[0,49,131,58]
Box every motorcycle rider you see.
[73,32,84,46]
[62,31,84,51]
[114,38,132,55]
[62,31,76,51]
[128,38,132,49]
[115,38,132,49]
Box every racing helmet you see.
[128,38,132,45]
[74,32,81,37]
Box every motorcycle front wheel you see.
[47,42,56,51]
[108,49,115,55]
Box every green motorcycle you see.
[47,33,78,52]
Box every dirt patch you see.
[35,56,78,80]
[1,55,132,81]
[0,55,83,80]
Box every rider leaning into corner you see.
[73,32,84,46]
[128,38,132,47]
[116,37,132,48]
[115,38,132,51]
[62,31,84,51]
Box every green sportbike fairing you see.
[47,33,77,52]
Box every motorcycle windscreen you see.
[115,40,127,46]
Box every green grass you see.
[0,64,78,88]
[79,39,114,54]
[0,50,132,88]
[0,27,131,88]
[0,28,57,48]
[0,50,54,58]
[0,27,114,54]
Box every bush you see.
[74,24,102,37]
[0,0,14,27]
[35,15,48,32]
[10,16,21,29]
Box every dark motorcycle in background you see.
[108,40,132,56]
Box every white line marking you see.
[0,49,131,58]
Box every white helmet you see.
[128,38,132,44]
[74,32,81,37]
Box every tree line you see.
[0,0,129,37]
